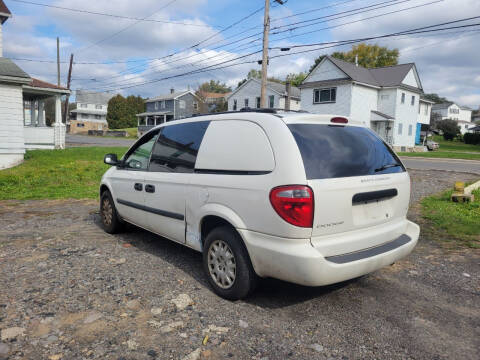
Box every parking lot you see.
[0,169,479,360]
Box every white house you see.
[227,78,301,111]
[68,90,114,134]
[431,102,475,135]
[299,56,433,150]
[0,0,70,170]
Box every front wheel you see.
[100,190,124,234]
[203,226,257,300]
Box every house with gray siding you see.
[227,78,301,111]
[136,89,203,136]
[300,56,433,150]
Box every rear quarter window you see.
[288,124,405,180]
[195,120,275,172]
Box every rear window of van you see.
[288,124,405,180]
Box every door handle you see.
[134,183,143,191]
[145,184,155,193]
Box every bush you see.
[436,119,460,141]
[464,133,480,145]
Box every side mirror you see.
[104,153,120,166]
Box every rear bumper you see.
[238,220,419,287]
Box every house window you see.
[76,123,85,127]
[256,97,261,108]
[81,114,89,119]
[411,96,415,106]
[269,95,274,108]
[450,108,459,114]
[95,104,102,109]
[80,103,87,108]
[424,105,428,115]
[155,102,159,110]
[95,115,101,120]
[381,94,389,100]
[398,123,403,135]
[401,93,405,104]
[161,100,165,109]
[179,100,186,109]
[313,88,336,103]
[244,98,249,108]
[233,99,237,111]
[193,102,198,110]
[408,124,413,136]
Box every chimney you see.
[285,81,291,111]
[170,88,174,94]
[355,55,359,67]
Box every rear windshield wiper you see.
[375,163,401,172]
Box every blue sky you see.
[3,0,480,107]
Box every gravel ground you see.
[0,170,479,360]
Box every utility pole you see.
[260,0,270,108]
[260,0,284,108]
[63,54,74,124]
[56,37,61,86]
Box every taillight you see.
[269,185,314,228]
[331,117,348,124]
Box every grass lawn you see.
[399,135,480,160]
[0,147,128,200]
[116,127,138,138]
[421,187,480,249]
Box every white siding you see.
[278,97,301,111]
[393,89,419,147]
[459,108,472,122]
[0,83,25,169]
[24,127,55,149]
[305,58,347,82]
[228,80,280,111]
[418,101,431,125]
[377,89,397,117]
[0,23,3,57]
[401,68,420,88]
[350,83,378,126]
[301,84,352,116]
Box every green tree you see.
[436,119,460,141]
[286,72,307,87]
[198,80,231,94]
[107,94,145,129]
[237,69,283,88]
[309,43,399,72]
[423,93,449,104]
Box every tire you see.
[100,190,124,234]
[203,226,258,300]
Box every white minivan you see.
[100,110,419,299]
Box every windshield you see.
[288,124,405,180]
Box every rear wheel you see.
[100,190,124,234]
[203,226,257,300]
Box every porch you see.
[136,111,174,136]
[371,111,394,146]
[22,79,70,149]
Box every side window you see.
[149,121,210,173]
[233,99,237,111]
[269,95,274,108]
[195,120,275,172]
[256,97,261,108]
[123,130,159,170]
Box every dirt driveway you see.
[0,170,479,360]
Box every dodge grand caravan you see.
[99,110,419,300]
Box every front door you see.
[111,130,159,229]
[143,121,210,243]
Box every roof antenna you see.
[355,54,358,67]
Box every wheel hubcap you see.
[102,198,113,226]
[207,240,236,289]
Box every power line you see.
[84,18,480,92]
[72,0,441,89]
[9,0,219,28]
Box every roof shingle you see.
[0,57,30,79]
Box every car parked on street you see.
[426,140,440,151]
[99,110,420,299]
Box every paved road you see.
[400,157,480,174]
[66,134,135,147]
